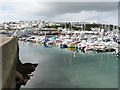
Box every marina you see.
[0,21,120,88]
[0,1,119,89]
[16,28,120,58]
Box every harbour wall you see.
[0,37,18,89]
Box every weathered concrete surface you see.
[0,37,18,89]
[0,38,13,46]
[0,38,2,90]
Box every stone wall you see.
[0,37,18,89]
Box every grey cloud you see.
[35,2,118,17]
[0,1,118,25]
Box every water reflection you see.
[19,41,118,88]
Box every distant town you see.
[0,20,119,37]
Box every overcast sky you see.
[0,0,119,25]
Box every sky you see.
[0,0,119,25]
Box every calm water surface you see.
[19,41,118,88]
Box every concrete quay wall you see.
[0,37,18,89]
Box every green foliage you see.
[85,24,100,31]
[43,23,116,31]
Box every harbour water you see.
[19,41,118,88]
